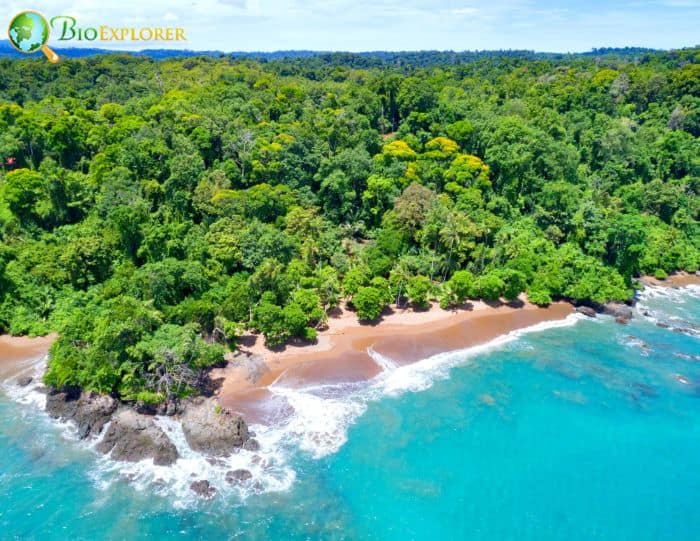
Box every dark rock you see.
[615,316,629,325]
[251,481,265,493]
[242,438,260,452]
[142,399,181,417]
[164,400,179,416]
[575,306,597,318]
[74,393,117,439]
[46,389,79,420]
[181,398,249,456]
[656,322,670,329]
[225,469,252,484]
[603,302,633,322]
[96,409,179,466]
[631,382,657,398]
[16,375,33,387]
[190,480,217,499]
[45,389,116,439]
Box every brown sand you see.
[0,334,55,380]
[215,299,573,423]
[640,272,700,288]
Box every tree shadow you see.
[506,298,524,308]
[327,306,344,319]
[288,336,319,347]
[237,334,258,349]
[201,375,225,397]
[265,342,288,353]
[453,302,475,312]
[484,299,504,308]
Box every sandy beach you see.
[6,272,695,424]
[0,334,55,381]
[641,272,700,288]
[214,299,574,423]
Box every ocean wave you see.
[267,385,367,459]
[91,417,295,509]
[367,346,399,371]
[1,356,49,409]
[263,313,586,464]
[636,284,700,337]
[3,361,294,507]
[619,335,652,356]
[1,313,588,506]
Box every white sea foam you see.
[636,283,700,335]
[1,356,80,442]
[1,356,48,409]
[619,335,651,356]
[637,283,700,301]
[3,358,293,506]
[262,313,586,463]
[2,312,588,506]
[267,383,367,458]
[374,313,586,397]
[367,346,399,371]
[91,416,295,508]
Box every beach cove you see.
[214,298,575,424]
[0,280,699,539]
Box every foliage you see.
[406,275,432,309]
[0,49,696,399]
[352,287,386,321]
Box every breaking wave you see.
[2,313,591,506]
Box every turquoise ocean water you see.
[1,285,699,540]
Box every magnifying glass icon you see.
[8,11,60,63]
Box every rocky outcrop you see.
[603,302,633,323]
[242,438,260,451]
[45,387,80,419]
[134,398,181,417]
[17,375,33,387]
[181,398,249,456]
[575,306,597,318]
[96,409,179,466]
[226,469,252,484]
[46,389,117,439]
[42,388,255,468]
[190,479,217,499]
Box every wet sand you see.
[215,300,573,424]
[0,334,55,380]
[641,272,700,288]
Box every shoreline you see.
[2,270,697,422]
[0,280,696,500]
[0,334,55,381]
[640,271,700,289]
[213,298,574,424]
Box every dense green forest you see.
[0,49,698,405]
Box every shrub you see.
[352,286,385,321]
[303,327,318,342]
[473,273,505,301]
[407,275,432,309]
[527,286,552,306]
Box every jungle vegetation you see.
[0,49,698,403]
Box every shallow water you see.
[1,286,699,540]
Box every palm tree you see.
[390,258,411,307]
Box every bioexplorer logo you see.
[8,11,58,62]
[8,10,187,63]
